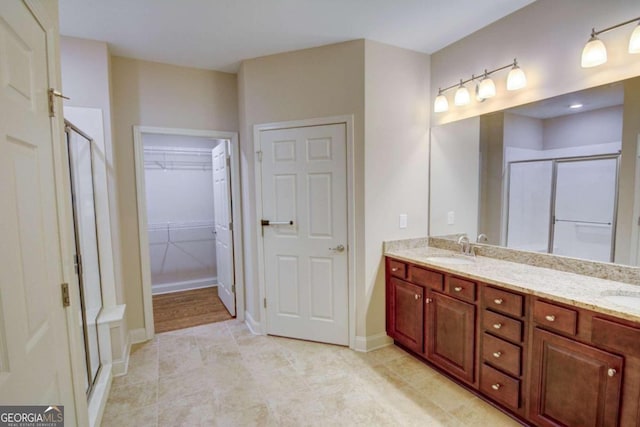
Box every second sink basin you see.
[425,255,475,265]
[601,292,640,310]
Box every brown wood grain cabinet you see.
[385,255,640,427]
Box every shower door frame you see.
[505,153,620,261]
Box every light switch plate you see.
[447,211,455,225]
[399,214,408,229]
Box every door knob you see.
[330,244,345,253]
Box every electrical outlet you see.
[447,211,455,225]
[399,214,408,229]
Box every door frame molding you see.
[133,126,245,340]
[253,115,356,349]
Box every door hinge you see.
[61,283,70,307]
[226,156,231,167]
[231,284,235,293]
[256,150,263,162]
[74,253,82,276]
[48,88,70,117]
[263,298,267,309]
[228,222,233,231]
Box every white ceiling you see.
[58,0,535,73]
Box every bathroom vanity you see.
[385,245,640,427]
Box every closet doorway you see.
[134,127,244,337]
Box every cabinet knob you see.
[492,351,502,359]
[453,286,463,292]
[491,383,501,391]
[494,298,503,305]
[391,267,398,272]
[608,368,617,377]
[414,294,421,300]
[425,298,433,304]
[493,323,502,330]
[545,315,556,322]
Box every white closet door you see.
[212,142,235,316]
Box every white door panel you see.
[212,142,235,316]
[0,0,76,416]
[260,124,348,345]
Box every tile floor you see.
[102,319,522,426]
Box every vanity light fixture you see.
[581,16,640,68]
[569,103,583,109]
[433,59,526,113]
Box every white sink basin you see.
[425,255,475,265]
[601,293,640,310]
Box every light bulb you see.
[507,64,527,91]
[629,22,640,53]
[478,76,496,99]
[454,83,470,106]
[581,35,607,68]
[434,92,449,113]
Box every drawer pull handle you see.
[493,323,502,330]
[454,286,463,292]
[414,294,421,300]
[494,298,503,305]
[608,368,617,377]
[391,267,398,272]
[491,383,501,391]
[545,315,556,322]
[492,351,502,359]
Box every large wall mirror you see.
[429,76,640,267]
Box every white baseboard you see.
[244,311,262,335]
[129,328,148,344]
[152,278,217,295]
[353,332,393,352]
[88,363,112,427]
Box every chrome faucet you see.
[477,233,488,243]
[457,235,473,255]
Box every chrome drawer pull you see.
[545,315,556,322]
[492,351,502,358]
[491,383,501,391]
[608,368,617,377]
[494,298,503,305]
[454,286,463,292]
[493,323,502,330]
[391,267,398,272]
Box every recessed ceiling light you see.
[569,103,583,109]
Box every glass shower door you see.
[66,121,103,396]
[552,157,618,262]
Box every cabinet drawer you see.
[533,300,577,336]
[483,310,523,343]
[388,259,407,279]
[480,364,520,410]
[409,266,444,291]
[483,287,523,317]
[592,317,640,358]
[447,277,476,302]
[482,333,522,377]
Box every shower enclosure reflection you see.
[65,120,103,396]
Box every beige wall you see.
[431,0,640,126]
[363,40,430,338]
[111,57,238,330]
[237,40,366,330]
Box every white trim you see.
[244,311,261,335]
[128,328,148,345]
[133,126,245,341]
[87,363,112,427]
[253,115,356,348]
[630,134,640,266]
[152,279,217,295]
[353,333,393,353]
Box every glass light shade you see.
[478,77,496,99]
[434,93,449,113]
[581,36,607,68]
[454,85,470,106]
[629,23,640,53]
[506,66,527,91]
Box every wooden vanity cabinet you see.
[388,277,424,353]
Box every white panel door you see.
[260,124,348,345]
[212,142,235,316]
[0,0,76,417]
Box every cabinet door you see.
[426,291,476,383]
[390,278,424,353]
[530,328,623,427]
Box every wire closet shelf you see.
[143,146,213,171]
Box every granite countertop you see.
[385,245,640,323]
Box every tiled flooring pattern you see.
[103,320,522,426]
